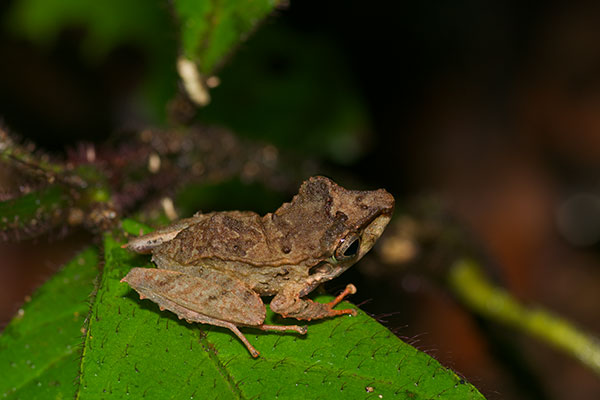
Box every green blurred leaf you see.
[173,0,279,76]
[199,22,370,163]
[5,0,177,121]
[75,234,485,399]
[0,247,99,399]
[121,218,153,237]
[0,185,70,233]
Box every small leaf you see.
[76,234,486,399]
[173,0,279,76]
[0,247,99,399]
[121,218,153,237]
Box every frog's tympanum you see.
[121,176,394,357]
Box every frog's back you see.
[154,211,313,267]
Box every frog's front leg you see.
[121,267,306,357]
[270,284,357,321]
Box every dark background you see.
[2,1,600,399]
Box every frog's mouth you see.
[301,213,392,296]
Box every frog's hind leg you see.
[171,312,307,358]
[209,319,261,358]
[193,321,307,358]
[180,310,264,358]
[163,300,264,357]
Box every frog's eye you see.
[334,234,361,261]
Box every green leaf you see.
[173,0,279,77]
[76,234,485,399]
[0,247,99,399]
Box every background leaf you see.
[0,185,70,234]
[0,247,98,399]
[199,22,370,163]
[75,234,485,399]
[173,0,279,77]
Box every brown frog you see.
[121,176,394,357]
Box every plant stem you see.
[449,258,600,376]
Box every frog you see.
[121,176,395,357]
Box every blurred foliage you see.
[175,179,287,217]
[200,23,370,163]
[4,0,366,162]
[0,132,116,238]
[449,259,600,375]
[0,185,68,233]
[173,0,278,76]
[6,0,178,121]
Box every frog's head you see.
[291,176,394,295]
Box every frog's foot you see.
[325,284,357,316]
[270,284,358,321]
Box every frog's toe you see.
[330,308,356,317]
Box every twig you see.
[449,258,600,376]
